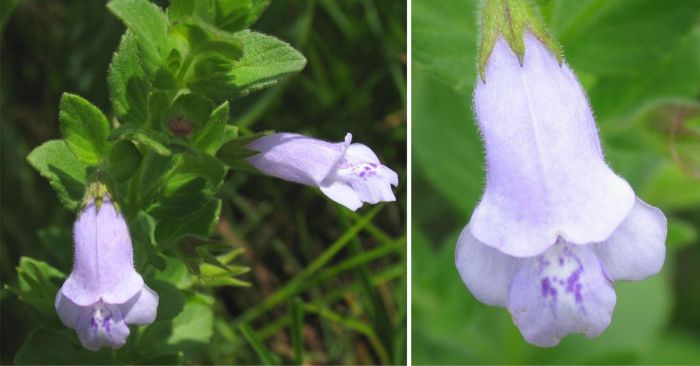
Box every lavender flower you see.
[247,132,398,211]
[455,34,666,347]
[55,193,158,351]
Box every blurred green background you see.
[1,0,405,364]
[413,0,700,364]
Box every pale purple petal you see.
[593,198,667,281]
[507,242,616,347]
[470,34,635,257]
[60,199,143,306]
[344,144,399,186]
[55,289,86,329]
[322,143,398,208]
[119,285,159,325]
[455,225,521,307]
[319,182,363,211]
[76,302,130,351]
[247,133,351,186]
[344,143,380,164]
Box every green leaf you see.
[167,91,215,130]
[108,31,152,126]
[171,18,244,60]
[148,177,209,219]
[412,66,484,216]
[553,0,700,76]
[197,247,251,287]
[168,0,197,23]
[149,280,186,321]
[641,161,700,210]
[152,255,195,290]
[107,140,143,182]
[193,101,230,155]
[58,93,111,165]
[412,0,477,90]
[173,152,227,188]
[228,31,306,96]
[148,90,172,130]
[6,257,65,315]
[136,152,176,205]
[155,198,222,244]
[168,0,270,32]
[27,140,90,211]
[107,0,171,76]
[136,291,214,362]
[589,31,700,121]
[131,212,166,270]
[109,125,172,156]
[212,0,270,32]
[14,328,113,365]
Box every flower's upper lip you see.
[469,34,636,257]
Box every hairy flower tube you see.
[455,34,667,347]
[55,194,158,351]
[247,132,398,211]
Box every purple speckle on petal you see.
[541,277,557,298]
[565,266,584,304]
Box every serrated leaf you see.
[173,151,227,188]
[108,0,171,76]
[171,18,244,60]
[168,0,270,32]
[193,101,230,155]
[148,90,172,129]
[109,125,172,156]
[148,177,209,219]
[108,140,143,182]
[155,198,222,244]
[129,211,166,270]
[7,257,65,315]
[213,0,270,32]
[137,152,176,206]
[168,91,215,130]
[58,93,111,165]
[108,31,152,126]
[27,140,90,211]
[226,30,306,97]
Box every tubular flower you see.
[247,132,398,211]
[455,34,667,347]
[55,195,158,351]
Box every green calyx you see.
[477,0,562,82]
[81,181,114,213]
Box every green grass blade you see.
[290,298,304,365]
[238,324,278,365]
[235,204,384,324]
